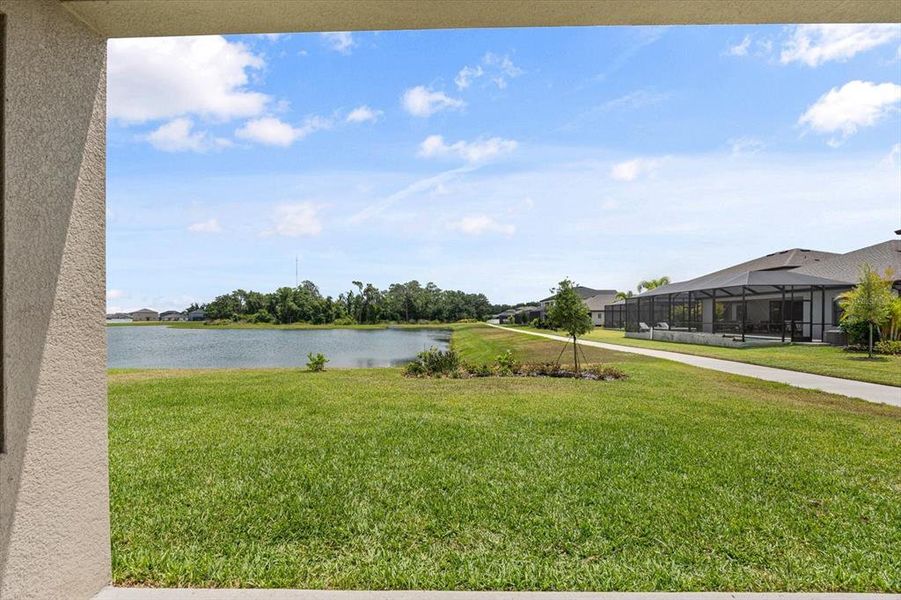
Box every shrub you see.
[247,309,275,324]
[306,352,329,372]
[332,316,356,326]
[840,318,875,346]
[874,340,901,355]
[583,364,628,380]
[404,347,462,377]
[495,349,519,375]
[456,318,479,323]
[468,363,494,377]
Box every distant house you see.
[129,308,159,322]
[496,308,518,325]
[186,309,206,322]
[512,305,540,324]
[160,310,186,321]
[105,312,132,322]
[538,286,617,322]
[584,292,618,326]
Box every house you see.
[604,239,901,345]
[105,312,132,322]
[129,308,159,322]
[584,292,618,326]
[496,308,518,325]
[159,310,185,321]
[538,286,617,322]
[187,309,207,322]
[512,305,540,325]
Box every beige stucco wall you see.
[0,1,110,599]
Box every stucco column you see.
[0,1,110,598]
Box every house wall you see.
[0,2,110,599]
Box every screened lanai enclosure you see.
[604,271,853,343]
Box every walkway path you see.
[488,325,901,408]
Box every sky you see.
[106,24,901,311]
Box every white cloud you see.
[264,203,322,237]
[401,86,465,117]
[780,24,901,67]
[610,158,661,181]
[348,166,475,225]
[447,215,515,237]
[882,143,901,168]
[729,136,765,156]
[454,65,484,90]
[727,35,752,57]
[600,89,669,111]
[107,289,125,300]
[321,32,355,54]
[108,36,268,123]
[455,53,523,90]
[187,218,223,233]
[145,118,230,152]
[235,116,331,147]
[346,105,383,123]
[418,135,518,163]
[798,80,901,145]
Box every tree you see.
[838,264,894,358]
[546,278,593,374]
[637,276,670,293]
[613,290,634,302]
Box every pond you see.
[107,326,451,369]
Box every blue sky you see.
[106,24,901,311]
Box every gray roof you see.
[584,292,618,310]
[639,270,850,297]
[130,308,157,314]
[691,248,838,280]
[634,246,861,298]
[540,286,617,303]
[793,240,901,284]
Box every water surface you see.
[107,326,450,369]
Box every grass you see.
[109,324,900,591]
[511,325,901,387]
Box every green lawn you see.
[109,325,900,590]
[510,325,901,387]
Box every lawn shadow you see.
[845,356,890,363]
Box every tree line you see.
[187,280,498,324]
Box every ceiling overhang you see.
[60,0,900,38]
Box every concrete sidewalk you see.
[94,589,898,599]
[489,325,901,407]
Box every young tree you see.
[547,278,593,374]
[839,264,894,358]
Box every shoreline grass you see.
[107,321,455,331]
[109,324,900,590]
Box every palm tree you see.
[637,276,671,293]
[613,290,634,302]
